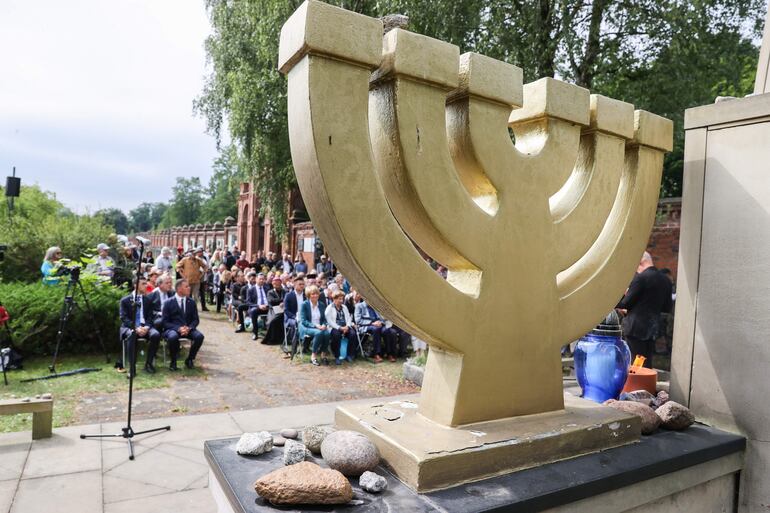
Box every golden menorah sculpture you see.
[279,1,672,428]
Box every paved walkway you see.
[0,395,417,513]
[76,310,419,425]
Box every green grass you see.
[0,353,202,433]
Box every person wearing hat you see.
[316,254,333,276]
[156,247,173,273]
[176,248,207,311]
[95,243,115,279]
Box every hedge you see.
[0,277,124,356]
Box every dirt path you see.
[74,310,419,424]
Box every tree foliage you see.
[160,177,205,228]
[95,208,129,235]
[0,185,114,283]
[128,202,167,233]
[200,145,243,223]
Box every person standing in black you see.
[617,252,673,368]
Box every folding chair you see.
[282,322,298,354]
[291,333,312,361]
[254,314,268,338]
[354,328,372,360]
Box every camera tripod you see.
[80,239,170,460]
[21,271,109,382]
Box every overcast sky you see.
[0,0,219,214]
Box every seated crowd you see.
[43,241,429,375]
[209,248,428,366]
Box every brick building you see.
[144,183,314,262]
[646,197,681,279]
[144,185,681,282]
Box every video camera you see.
[55,260,81,281]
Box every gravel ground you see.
[74,309,420,424]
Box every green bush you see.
[0,185,114,283]
[0,276,124,356]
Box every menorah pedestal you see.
[335,393,641,492]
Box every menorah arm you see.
[552,96,634,271]
[508,78,589,198]
[279,1,474,351]
[556,111,673,344]
[369,30,490,273]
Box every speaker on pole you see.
[6,168,20,198]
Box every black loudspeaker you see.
[5,177,20,198]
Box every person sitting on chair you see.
[119,277,161,374]
[325,290,356,364]
[247,273,270,340]
[161,279,205,370]
[262,275,287,345]
[147,273,175,331]
[354,293,387,363]
[235,271,257,333]
[283,276,306,352]
[299,285,330,366]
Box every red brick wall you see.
[646,198,681,280]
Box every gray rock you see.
[284,439,308,466]
[606,400,660,435]
[280,428,298,439]
[302,425,335,455]
[236,431,273,456]
[653,390,670,409]
[656,401,695,430]
[402,361,424,387]
[619,390,656,407]
[273,436,286,447]
[359,471,388,493]
[321,430,380,477]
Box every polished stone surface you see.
[206,424,744,513]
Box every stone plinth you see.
[205,424,744,513]
[335,394,641,492]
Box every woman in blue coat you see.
[299,285,331,366]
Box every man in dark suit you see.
[248,273,270,340]
[162,279,205,370]
[283,276,306,348]
[235,272,254,332]
[146,273,175,331]
[119,277,161,375]
[618,252,673,368]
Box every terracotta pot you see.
[622,366,657,394]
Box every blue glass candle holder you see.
[574,311,631,404]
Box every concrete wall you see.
[672,92,770,512]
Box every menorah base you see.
[335,393,641,492]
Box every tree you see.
[161,177,204,227]
[200,145,242,223]
[0,185,113,282]
[129,202,168,232]
[95,208,129,235]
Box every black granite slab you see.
[205,424,745,513]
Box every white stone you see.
[359,471,388,493]
[284,439,308,466]
[235,431,273,456]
